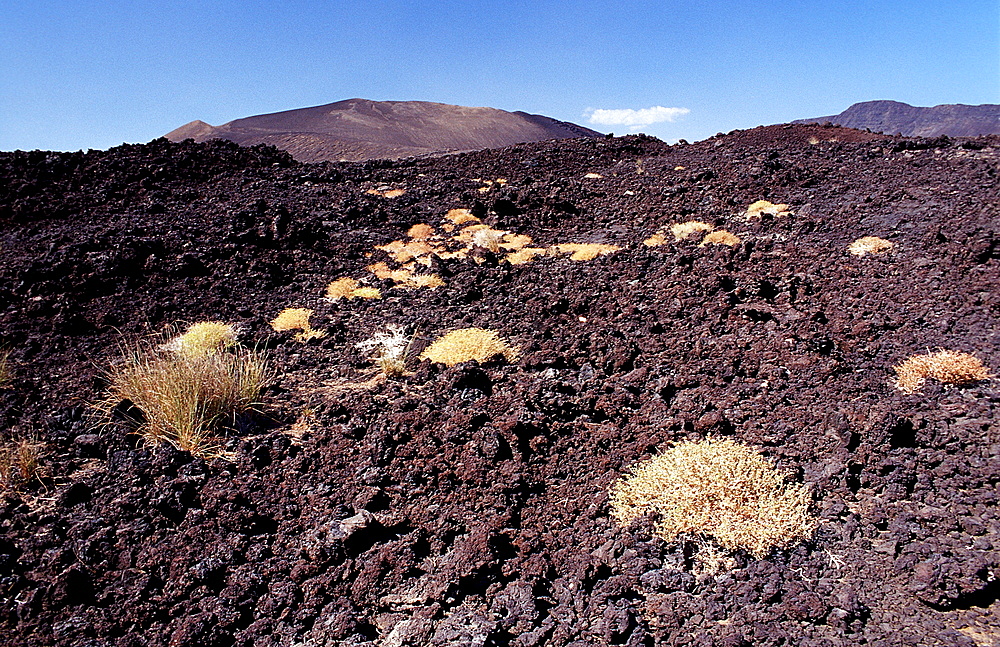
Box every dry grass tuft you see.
[610,438,816,557]
[584,172,603,179]
[0,438,44,490]
[101,346,267,457]
[356,325,413,377]
[643,232,669,247]
[700,230,742,247]
[419,328,520,366]
[163,322,238,357]
[0,350,10,388]
[325,277,382,301]
[670,221,714,241]
[270,308,326,342]
[505,247,547,265]
[446,208,480,225]
[366,263,444,290]
[471,228,506,253]
[745,200,792,219]
[407,223,435,239]
[894,350,991,394]
[848,236,894,256]
[550,243,621,261]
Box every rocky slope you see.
[1,123,999,646]
[794,100,1000,137]
[165,99,602,163]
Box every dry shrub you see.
[162,322,238,357]
[670,221,713,241]
[270,308,326,342]
[550,243,621,261]
[505,248,547,265]
[0,438,44,490]
[357,325,412,377]
[419,328,520,366]
[643,232,669,247]
[446,208,480,225]
[407,223,435,239]
[326,277,381,301]
[610,438,816,557]
[366,263,444,290]
[700,230,741,247]
[745,200,792,219]
[0,350,10,388]
[500,233,533,251]
[584,172,603,179]
[848,236,894,256]
[894,350,991,394]
[102,346,267,457]
[471,228,506,253]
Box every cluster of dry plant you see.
[0,437,44,491]
[100,323,268,457]
[270,308,326,342]
[161,321,238,356]
[644,221,740,248]
[325,277,381,301]
[848,236,894,256]
[609,438,816,557]
[419,328,520,367]
[894,349,991,394]
[0,350,10,388]
[744,200,792,219]
[356,325,413,377]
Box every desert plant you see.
[848,236,894,256]
[670,221,713,241]
[609,438,816,558]
[356,325,414,377]
[419,327,520,366]
[325,277,382,301]
[745,200,792,219]
[162,322,238,357]
[550,243,621,261]
[101,344,267,457]
[0,350,10,388]
[270,308,326,342]
[700,230,741,247]
[0,437,44,490]
[894,349,991,394]
[472,228,505,254]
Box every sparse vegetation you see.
[609,438,816,558]
[848,236,894,256]
[894,349,991,394]
[670,220,713,241]
[101,342,267,457]
[325,277,382,301]
[162,322,238,357]
[0,350,10,388]
[550,243,621,261]
[745,200,792,219]
[700,230,741,247]
[0,437,44,490]
[270,308,327,342]
[356,325,412,377]
[419,327,520,366]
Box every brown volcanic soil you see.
[1,124,1000,646]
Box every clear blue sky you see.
[2,0,997,152]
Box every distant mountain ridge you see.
[793,100,1000,137]
[165,99,603,162]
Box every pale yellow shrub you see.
[848,236,894,256]
[643,232,669,247]
[407,223,435,239]
[326,278,382,301]
[894,350,991,394]
[270,308,326,342]
[446,208,480,225]
[419,328,519,366]
[700,230,741,247]
[670,221,713,241]
[550,243,621,261]
[610,438,816,557]
[164,322,238,357]
[745,200,792,219]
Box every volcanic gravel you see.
[1,124,999,646]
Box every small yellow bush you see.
[610,438,816,558]
[164,322,238,357]
[325,278,382,301]
[745,200,792,219]
[446,208,480,225]
[550,243,621,261]
[270,308,326,342]
[419,328,520,366]
[848,236,894,256]
[102,346,267,457]
[407,223,435,239]
[670,221,713,241]
[0,438,43,490]
[894,350,991,394]
[700,230,741,247]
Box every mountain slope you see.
[165,98,603,162]
[793,100,1000,137]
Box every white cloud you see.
[585,106,690,131]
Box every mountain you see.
[793,100,1000,137]
[165,98,603,162]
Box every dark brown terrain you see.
[165,99,602,163]
[1,122,999,646]
[794,100,1000,137]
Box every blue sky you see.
[1,0,997,152]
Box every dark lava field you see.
[1,124,998,646]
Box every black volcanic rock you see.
[794,100,1000,137]
[165,98,603,162]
